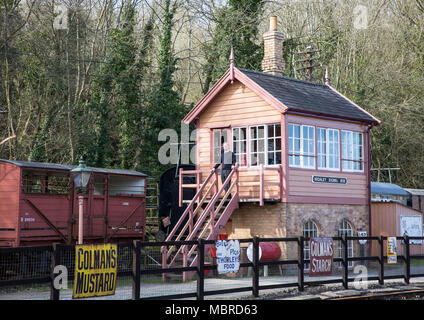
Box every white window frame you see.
[266,123,282,167]
[248,123,282,167]
[232,126,248,167]
[288,123,315,169]
[341,130,364,173]
[249,125,266,167]
[338,220,354,268]
[212,128,230,164]
[317,127,340,171]
[303,220,319,271]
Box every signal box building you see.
[163,17,380,272]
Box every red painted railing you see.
[164,168,218,261]
[162,164,240,281]
[179,164,283,207]
[237,164,283,205]
[163,163,283,281]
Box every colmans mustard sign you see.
[72,244,118,299]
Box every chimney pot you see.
[270,16,277,31]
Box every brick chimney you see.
[261,16,285,76]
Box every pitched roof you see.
[0,159,147,177]
[371,182,408,196]
[183,67,380,125]
[238,68,379,124]
[404,189,424,196]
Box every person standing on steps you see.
[214,142,236,195]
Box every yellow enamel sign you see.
[387,237,397,264]
[73,244,118,299]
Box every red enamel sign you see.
[309,237,334,276]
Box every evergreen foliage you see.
[202,0,265,93]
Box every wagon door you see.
[20,170,70,245]
[106,175,146,241]
[92,174,108,239]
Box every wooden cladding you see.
[194,81,369,204]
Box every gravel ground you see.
[3,268,424,301]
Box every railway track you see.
[328,288,424,300]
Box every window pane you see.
[275,151,281,165]
[250,127,257,139]
[303,126,308,139]
[289,124,315,168]
[268,139,275,151]
[275,138,281,151]
[317,128,326,169]
[232,127,247,167]
[214,131,221,147]
[258,138,265,152]
[275,124,281,137]
[268,125,274,138]
[222,129,228,144]
[232,128,239,141]
[266,124,281,166]
[341,130,363,171]
[268,152,275,165]
[258,153,265,165]
[294,137,300,152]
[241,141,246,153]
[251,140,257,152]
[258,126,265,139]
[240,127,246,141]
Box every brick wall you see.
[227,202,369,260]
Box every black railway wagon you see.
[158,165,195,239]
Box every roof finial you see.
[230,46,235,83]
[325,67,329,85]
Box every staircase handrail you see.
[165,168,216,243]
[164,164,239,269]
[178,164,239,263]
[186,178,239,259]
[186,163,239,242]
[162,167,217,266]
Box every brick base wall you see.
[227,202,369,260]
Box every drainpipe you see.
[367,124,374,237]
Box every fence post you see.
[132,240,141,300]
[50,243,60,300]
[161,246,167,283]
[404,235,410,284]
[297,236,304,292]
[341,235,348,289]
[252,237,260,297]
[197,239,205,300]
[379,236,384,285]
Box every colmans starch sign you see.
[309,238,334,276]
